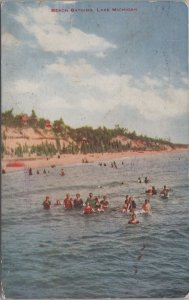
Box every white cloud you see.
[15,6,116,54]
[2,32,21,47]
[14,79,41,93]
[47,58,96,80]
[46,57,189,120]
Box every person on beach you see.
[128,213,139,224]
[43,169,46,174]
[100,195,109,208]
[85,193,96,208]
[83,202,95,214]
[64,193,73,209]
[73,193,83,209]
[43,196,51,209]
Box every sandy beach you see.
[2,148,188,173]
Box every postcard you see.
[1,0,188,299]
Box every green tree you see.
[38,118,46,129]
[2,109,14,126]
[29,110,38,128]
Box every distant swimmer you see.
[113,161,118,169]
[146,186,157,195]
[152,186,157,195]
[128,213,139,224]
[29,168,32,175]
[36,170,40,175]
[144,177,149,184]
[64,193,73,209]
[60,169,65,176]
[160,185,170,198]
[43,169,46,174]
[83,202,94,214]
[73,193,83,209]
[54,200,62,206]
[138,177,142,183]
[2,169,6,174]
[43,196,51,209]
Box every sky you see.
[1,0,188,143]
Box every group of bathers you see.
[42,184,170,225]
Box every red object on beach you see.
[6,161,25,168]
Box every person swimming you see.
[64,193,73,209]
[130,197,137,212]
[128,213,139,224]
[85,193,96,209]
[97,204,104,213]
[122,195,130,212]
[54,200,62,206]
[100,195,109,208]
[160,185,170,197]
[60,169,65,176]
[142,199,151,212]
[43,196,51,209]
[152,186,157,195]
[123,195,132,212]
[95,197,101,208]
[83,202,94,214]
[73,193,83,209]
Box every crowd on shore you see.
[42,184,170,225]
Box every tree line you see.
[1,109,180,158]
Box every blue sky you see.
[2,0,188,143]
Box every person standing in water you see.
[64,193,73,209]
[43,196,51,209]
[73,193,83,209]
[142,199,151,212]
[85,193,96,209]
[128,213,139,224]
[160,185,170,197]
[83,202,94,214]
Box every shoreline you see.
[2,148,188,173]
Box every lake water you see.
[2,151,189,298]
